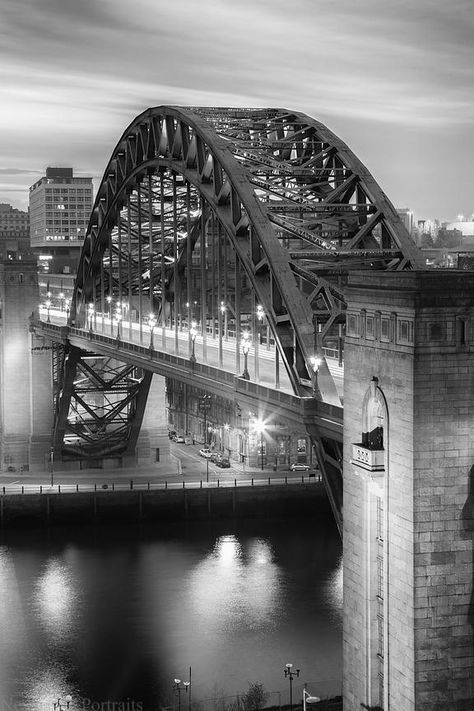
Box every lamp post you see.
[45,299,51,323]
[255,304,264,380]
[309,355,322,399]
[148,312,157,351]
[114,309,122,341]
[223,422,230,455]
[88,303,94,336]
[253,418,266,471]
[303,688,320,711]
[49,446,54,487]
[173,678,190,711]
[219,302,226,367]
[190,321,198,366]
[199,395,212,445]
[64,298,70,321]
[52,695,72,710]
[284,663,300,711]
[241,332,250,380]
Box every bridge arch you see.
[72,106,422,401]
[49,106,422,474]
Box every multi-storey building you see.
[0,203,30,260]
[29,167,93,304]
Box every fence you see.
[1,475,322,496]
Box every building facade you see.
[0,202,30,260]
[29,167,93,305]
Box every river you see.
[0,514,342,711]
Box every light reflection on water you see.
[0,517,342,710]
[189,535,283,633]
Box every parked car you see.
[216,458,231,468]
[168,430,177,440]
[199,448,212,458]
[289,462,310,471]
[174,435,186,444]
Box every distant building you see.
[29,167,93,302]
[445,219,474,239]
[396,208,415,236]
[0,202,31,260]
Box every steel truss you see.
[53,344,151,461]
[61,106,421,470]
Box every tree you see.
[419,232,434,248]
[434,227,462,248]
[241,682,269,711]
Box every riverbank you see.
[0,480,330,528]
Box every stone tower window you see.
[362,377,385,450]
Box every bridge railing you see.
[1,476,322,496]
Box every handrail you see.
[1,476,322,496]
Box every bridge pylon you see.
[0,258,52,472]
[343,271,474,710]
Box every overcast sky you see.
[1,0,473,222]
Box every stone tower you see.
[0,257,52,472]
[343,271,473,710]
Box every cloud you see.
[0,0,473,217]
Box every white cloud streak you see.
[0,0,473,218]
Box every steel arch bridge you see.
[48,105,422,494]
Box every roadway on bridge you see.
[42,308,344,400]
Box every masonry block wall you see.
[137,373,170,464]
[343,271,474,711]
[0,259,48,472]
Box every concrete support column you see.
[136,373,170,465]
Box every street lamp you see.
[52,695,72,710]
[284,663,300,711]
[190,320,198,366]
[64,298,70,321]
[88,302,94,335]
[173,678,190,711]
[252,418,266,471]
[45,299,51,323]
[309,355,322,398]
[114,309,122,340]
[303,689,320,711]
[241,331,250,380]
[199,394,212,445]
[223,422,230,455]
[219,301,226,366]
[49,446,54,487]
[148,312,157,350]
[256,304,264,342]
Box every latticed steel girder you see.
[52,343,152,461]
[72,106,423,403]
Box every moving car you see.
[174,435,186,444]
[199,447,212,458]
[289,462,311,471]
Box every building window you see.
[377,555,384,599]
[398,319,413,343]
[376,496,384,541]
[366,316,374,338]
[361,378,385,450]
[381,317,389,341]
[347,313,359,336]
[429,323,443,341]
